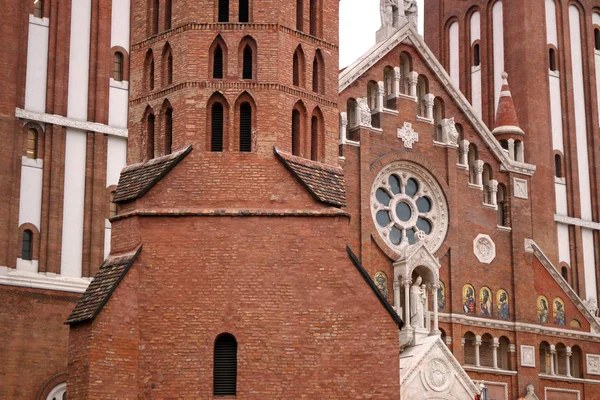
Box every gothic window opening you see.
[151,0,159,34]
[555,343,567,376]
[561,265,569,282]
[498,336,510,370]
[145,50,155,91]
[22,230,33,261]
[27,128,38,159]
[473,43,480,67]
[293,46,305,87]
[163,44,173,85]
[167,52,173,84]
[242,45,253,79]
[113,52,124,81]
[211,102,224,152]
[571,346,583,378]
[309,0,319,36]
[539,341,551,374]
[239,0,249,22]
[479,333,494,368]
[213,333,237,396]
[292,109,301,156]
[214,45,224,79]
[384,66,394,98]
[312,57,319,93]
[312,50,324,94]
[399,52,412,95]
[310,110,322,161]
[595,28,600,51]
[555,154,562,178]
[33,0,43,18]
[146,113,155,159]
[165,0,172,29]
[239,102,252,152]
[367,81,378,111]
[165,107,173,154]
[347,98,358,130]
[296,0,303,31]
[549,48,557,72]
[417,75,428,117]
[218,0,229,22]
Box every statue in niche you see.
[380,0,399,27]
[410,275,427,328]
[356,98,372,127]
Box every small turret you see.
[492,72,525,162]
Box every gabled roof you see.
[113,145,192,204]
[274,147,347,207]
[339,24,536,176]
[65,247,141,326]
[346,246,404,329]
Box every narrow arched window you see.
[312,57,319,93]
[165,0,172,29]
[549,48,557,72]
[27,129,38,159]
[310,115,318,161]
[293,52,300,86]
[109,191,117,218]
[151,0,159,34]
[165,108,173,154]
[239,102,252,152]
[561,266,568,282]
[167,52,173,84]
[595,28,600,51]
[150,60,155,90]
[309,0,318,36]
[473,43,480,67]
[292,109,301,156]
[147,114,155,159]
[145,50,155,91]
[113,52,124,81]
[213,333,237,396]
[239,0,249,22]
[214,45,223,79]
[22,230,33,261]
[218,0,229,22]
[296,0,303,31]
[555,154,562,178]
[33,0,43,18]
[211,103,224,152]
[497,184,507,226]
[242,45,253,79]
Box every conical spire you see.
[492,72,525,136]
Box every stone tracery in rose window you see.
[370,161,449,254]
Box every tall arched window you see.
[399,52,412,95]
[292,109,301,156]
[561,266,569,282]
[213,333,237,396]
[384,66,394,98]
[498,336,510,370]
[145,50,155,91]
[539,341,551,374]
[309,0,319,36]
[417,75,428,117]
[468,143,478,184]
[218,0,229,22]
[555,154,562,178]
[310,109,322,161]
[312,50,324,94]
[27,128,38,159]
[151,0,159,34]
[239,0,249,22]
[242,45,253,79]
[296,0,304,31]
[463,332,476,365]
[22,230,33,260]
[214,46,224,79]
[433,97,444,142]
[482,163,493,204]
[46,382,66,400]
[211,103,224,152]
[479,334,494,368]
[165,0,172,29]
[549,48,557,72]
[571,346,583,378]
[113,52,124,81]
[473,43,480,67]
[595,28,600,51]
[165,107,173,155]
[293,46,305,87]
[146,113,155,159]
[33,0,43,18]
[497,184,507,226]
[347,98,358,129]
[239,102,252,152]
[163,44,173,85]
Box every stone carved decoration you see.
[441,117,459,146]
[514,177,528,199]
[424,357,451,392]
[520,345,536,367]
[380,0,399,27]
[525,384,540,400]
[473,234,496,264]
[397,122,419,148]
[583,297,599,317]
[403,0,418,27]
[587,354,600,375]
[410,275,427,328]
[524,238,534,253]
[356,97,372,127]
[379,0,417,29]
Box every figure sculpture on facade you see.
[410,275,427,328]
[380,0,399,27]
[356,97,372,127]
[403,0,418,27]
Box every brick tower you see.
[66,0,402,398]
[424,0,600,304]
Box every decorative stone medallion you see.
[473,234,496,264]
[513,178,528,199]
[521,345,536,367]
[587,354,600,375]
[397,122,419,148]
[370,161,449,255]
[424,357,451,392]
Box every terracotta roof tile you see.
[113,146,192,204]
[65,248,141,325]
[492,72,525,136]
[274,148,347,207]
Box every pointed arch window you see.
[239,0,249,22]
[145,50,155,91]
[22,230,33,261]
[212,40,225,79]
[211,103,224,152]
[27,128,38,159]
[167,52,173,84]
[310,115,320,161]
[146,113,155,159]
[239,102,252,152]
[33,0,43,18]
[292,109,301,156]
[163,44,173,85]
[165,107,173,155]
[218,0,229,22]
[113,52,124,81]
[165,0,172,30]
[293,52,300,86]
[213,334,237,396]
[242,45,253,79]
[296,0,304,31]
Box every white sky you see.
[339,0,425,68]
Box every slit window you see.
[293,52,300,86]
[22,230,33,261]
[33,0,43,18]
[211,103,224,152]
[311,115,318,161]
[549,48,557,72]
[147,114,155,159]
[213,334,237,396]
[555,154,562,178]
[167,52,173,84]
[595,28,600,51]
[165,0,172,29]
[561,266,569,282]
[239,102,252,152]
[292,109,301,156]
[113,52,124,81]
[473,43,480,67]
[151,0,159,34]
[27,129,38,159]
[309,0,318,36]
[239,0,249,22]
[296,0,303,31]
[218,0,229,22]
[312,57,319,93]
[242,45,253,79]
[165,108,173,155]
[214,46,223,79]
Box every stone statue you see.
[584,297,599,317]
[380,0,399,27]
[403,0,418,27]
[442,117,459,146]
[356,98,372,127]
[410,275,427,328]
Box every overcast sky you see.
[339,0,425,68]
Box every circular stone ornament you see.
[370,161,449,254]
[424,357,451,392]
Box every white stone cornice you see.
[0,266,91,293]
[15,108,128,138]
[555,214,600,231]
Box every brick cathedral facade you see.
[3,0,600,399]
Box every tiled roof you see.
[492,72,525,136]
[113,145,192,204]
[274,148,347,207]
[65,248,141,326]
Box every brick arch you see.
[206,91,230,151]
[234,91,257,152]
[238,35,257,80]
[209,35,228,79]
[292,45,306,88]
[18,223,40,261]
[111,45,130,81]
[22,121,46,159]
[144,49,155,91]
[161,42,173,86]
[312,49,325,95]
[292,99,308,156]
[160,98,174,155]
[310,106,324,161]
[141,105,156,160]
[36,371,67,400]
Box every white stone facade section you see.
[104,219,111,260]
[0,266,90,294]
[60,129,87,277]
[548,74,564,152]
[24,16,49,113]
[473,234,495,264]
[554,180,567,215]
[470,11,480,45]
[544,0,558,47]
[520,345,536,367]
[16,258,39,273]
[582,228,597,304]
[513,178,528,199]
[108,80,130,128]
[18,157,43,231]
[110,0,130,49]
[397,122,419,148]
[587,354,600,375]
[557,223,571,267]
[448,22,459,87]
[67,0,92,120]
[492,1,505,114]
[470,11,482,118]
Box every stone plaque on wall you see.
[520,345,535,367]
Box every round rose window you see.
[371,161,448,254]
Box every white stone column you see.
[566,347,572,377]
[376,81,385,113]
[489,179,499,206]
[403,278,412,326]
[424,285,430,331]
[550,345,556,375]
[393,66,401,97]
[474,160,484,186]
[507,138,515,161]
[408,71,419,98]
[517,141,525,162]
[492,337,499,369]
[475,335,482,367]
[459,139,469,166]
[393,278,401,315]
[430,283,440,335]
[424,93,435,120]
[339,112,348,145]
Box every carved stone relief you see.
[473,234,495,264]
[520,345,536,367]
